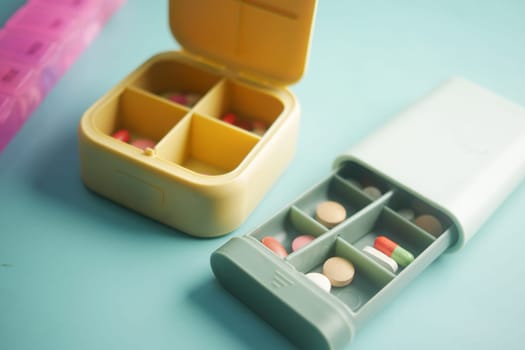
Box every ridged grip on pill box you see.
[334,78,525,250]
[211,237,354,350]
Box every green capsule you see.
[391,246,414,267]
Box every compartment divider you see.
[331,175,373,209]
[335,238,395,287]
[286,232,337,273]
[126,85,192,113]
[333,174,362,191]
[154,113,192,163]
[192,78,228,116]
[382,207,436,247]
[289,205,329,237]
[334,190,390,239]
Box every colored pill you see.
[374,236,414,267]
[251,120,267,136]
[185,93,200,107]
[397,208,415,221]
[112,129,130,142]
[292,235,315,252]
[221,113,237,124]
[315,201,347,228]
[306,272,331,293]
[362,246,398,273]
[168,94,188,105]
[363,186,382,200]
[414,214,443,237]
[235,119,252,131]
[322,256,355,287]
[131,138,155,150]
[261,236,288,258]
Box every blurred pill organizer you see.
[0,0,125,153]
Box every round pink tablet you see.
[168,94,188,105]
[292,235,315,252]
[131,138,155,150]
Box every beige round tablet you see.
[322,257,355,287]
[363,186,382,200]
[414,214,443,237]
[315,201,346,228]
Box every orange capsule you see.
[261,236,288,258]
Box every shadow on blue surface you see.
[28,129,194,241]
[189,278,296,350]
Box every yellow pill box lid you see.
[334,78,525,250]
[169,0,317,85]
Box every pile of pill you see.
[161,91,201,108]
[112,129,155,150]
[305,256,356,293]
[396,208,444,237]
[220,112,267,136]
[261,234,315,257]
[315,200,347,228]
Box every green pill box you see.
[211,78,525,349]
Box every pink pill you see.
[168,94,188,105]
[131,138,155,150]
[292,235,315,252]
[112,129,130,142]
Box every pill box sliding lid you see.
[334,78,525,250]
[169,0,317,85]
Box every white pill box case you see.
[211,78,525,349]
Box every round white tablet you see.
[363,186,382,200]
[306,272,331,293]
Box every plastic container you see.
[211,78,525,349]
[78,0,318,237]
[6,2,100,68]
[0,60,42,123]
[0,94,17,152]
[0,0,126,153]
[0,28,63,91]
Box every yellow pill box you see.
[78,1,317,237]
[211,78,525,349]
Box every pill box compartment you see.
[79,1,317,236]
[211,161,457,349]
[212,78,525,349]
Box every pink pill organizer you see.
[0,0,125,153]
[211,78,525,349]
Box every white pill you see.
[397,208,415,221]
[362,246,398,273]
[305,272,331,293]
[363,186,382,200]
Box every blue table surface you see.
[2,1,525,349]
